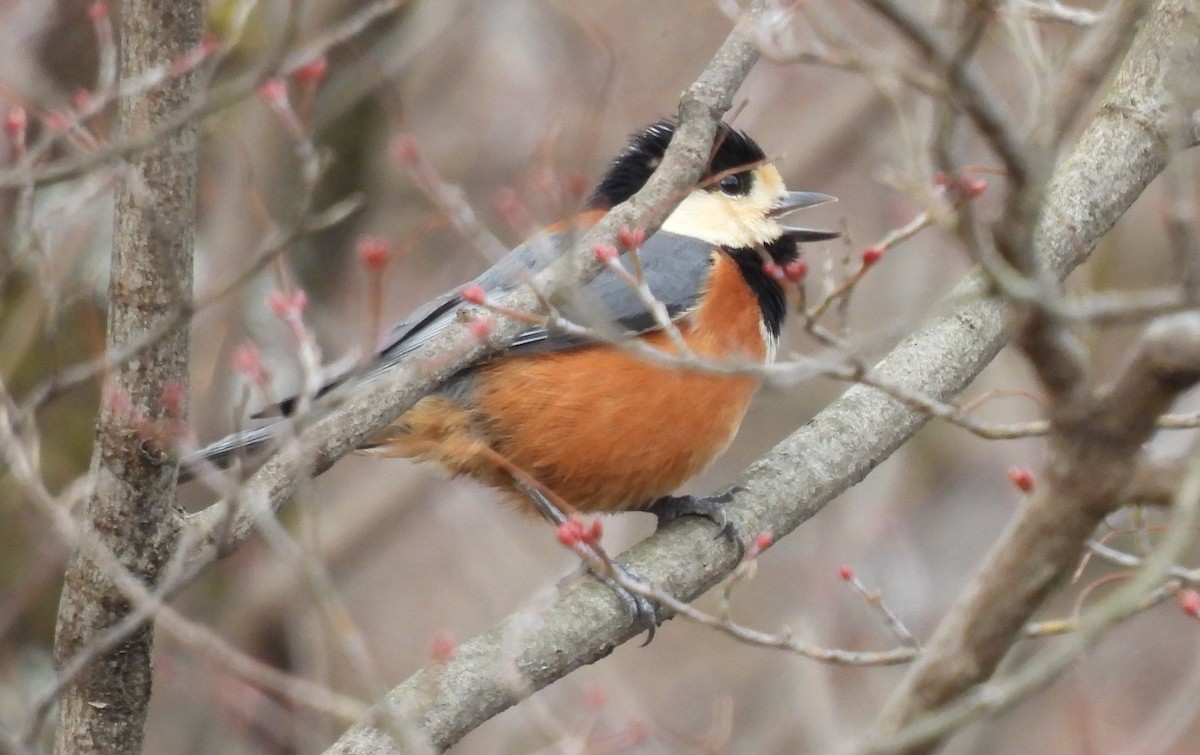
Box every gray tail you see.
[178,423,284,484]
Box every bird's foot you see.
[650,490,743,553]
[560,558,660,644]
[599,561,660,645]
[515,479,662,643]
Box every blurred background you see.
[2,0,1198,752]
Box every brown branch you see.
[857,0,1031,187]
[871,313,1200,750]
[863,5,1200,746]
[0,0,408,192]
[1037,0,1153,150]
[855,438,1200,755]
[618,570,919,667]
[1123,452,1196,507]
[50,0,202,751]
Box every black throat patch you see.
[725,237,799,339]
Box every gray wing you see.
[371,228,716,364]
[368,230,569,370]
[260,229,715,416]
[500,230,717,354]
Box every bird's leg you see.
[511,479,660,644]
[650,489,744,554]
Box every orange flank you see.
[364,253,768,515]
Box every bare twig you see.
[1036,0,1152,149]
[857,0,1031,186]
[618,568,918,667]
[1019,0,1103,27]
[0,0,411,191]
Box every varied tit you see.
[193,119,836,551]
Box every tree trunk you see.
[52,1,201,751]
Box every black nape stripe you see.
[588,120,767,210]
[726,237,800,339]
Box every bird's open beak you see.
[782,226,841,242]
[769,191,836,217]
[771,191,839,242]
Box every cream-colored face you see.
[660,164,788,248]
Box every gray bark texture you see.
[52,1,201,752]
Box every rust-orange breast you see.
[367,253,771,514]
[471,252,768,512]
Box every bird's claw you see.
[597,562,660,645]
[650,490,743,550]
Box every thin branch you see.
[857,0,1031,187]
[1037,0,1153,149]
[0,0,410,191]
[618,569,918,667]
[1019,0,1103,26]
[851,438,1200,755]
[870,310,1200,750]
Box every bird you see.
[190,120,836,629]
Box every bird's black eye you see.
[717,172,750,196]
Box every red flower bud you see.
[356,236,391,271]
[1006,466,1035,494]
[593,242,619,263]
[233,342,270,384]
[1180,589,1200,618]
[257,78,288,106]
[43,111,70,133]
[556,519,584,547]
[293,55,328,85]
[617,226,646,250]
[71,89,93,113]
[460,284,486,305]
[267,290,307,318]
[468,316,493,341]
[961,176,988,199]
[429,631,457,664]
[391,134,418,164]
[783,259,808,283]
[861,245,885,268]
[582,683,607,711]
[4,106,26,145]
